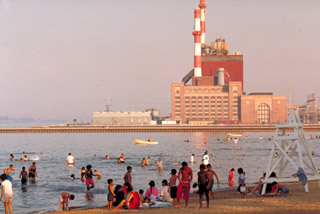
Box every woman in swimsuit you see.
[28,162,38,181]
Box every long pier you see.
[0,124,320,133]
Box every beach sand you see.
[50,181,320,214]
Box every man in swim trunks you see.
[177,161,192,208]
[198,164,209,209]
[207,164,219,199]
[123,166,132,197]
[3,165,15,182]
[66,153,75,166]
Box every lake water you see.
[0,131,319,213]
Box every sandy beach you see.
[49,181,320,214]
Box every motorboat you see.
[133,139,158,145]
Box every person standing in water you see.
[85,165,95,190]
[66,153,75,166]
[28,162,38,181]
[19,167,28,185]
[3,165,15,182]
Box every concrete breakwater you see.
[0,124,320,133]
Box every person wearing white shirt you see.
[0,174,13,214]
[160,180,173,202]
[66,153,75,166]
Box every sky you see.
[0,0,320,122]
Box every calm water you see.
[0,132,319,213]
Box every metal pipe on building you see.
[217,68,225,85]
[199,0,206,44]
[193,8,202,77]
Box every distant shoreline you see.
[0,124,320,133]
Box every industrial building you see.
[299,93,320,124]
[92,111,152,125]
[171,0,288,124]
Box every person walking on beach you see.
[177,162,193,208]
[237,168,246,198]
[85,165,95,190]
[19,167,28,185]
[228,168,235,187]
[198,164,209,209]
[66,153,75,166]
[59,192,75,211]
[28,162,38,181]
[3,165,15,182]
[169,169,178,207]
[207,164,219,199]
[0,174,13,214]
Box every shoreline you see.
[1,124,320,133]
[48,181,320,214]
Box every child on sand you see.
[198,164,209,209]
[113,186,140,210]
[19,167,28,185]
[237,168,246,198]
[207,164,219,199]
[3,165,15,181]
[228,168,235,187]
[139,189,144,206]
[59,192,75,211]
[169,169,178,207]
[107,179,116,210]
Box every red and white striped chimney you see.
[199,0,206,44]
[193,8,202,77]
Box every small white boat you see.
[133,139,159,145]
[227,133,242,137]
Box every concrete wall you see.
[92,112,151,125]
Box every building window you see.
[257,103,270,124]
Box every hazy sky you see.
[1,0,320,121]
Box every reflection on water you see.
[0,132,319,213]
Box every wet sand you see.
[49,181,320,214]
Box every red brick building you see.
[240,93,288,124]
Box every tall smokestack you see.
[193,8,202,77]
[199,0,206,44]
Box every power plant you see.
[171,0,288,124]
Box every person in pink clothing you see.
[145,180,158,201]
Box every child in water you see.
[94,170,101,180]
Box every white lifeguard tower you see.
[261,108,320,194]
